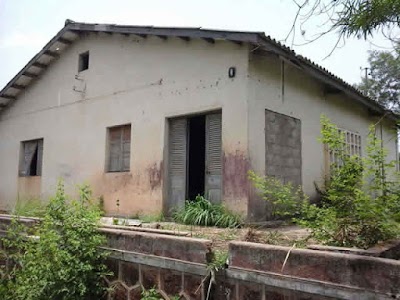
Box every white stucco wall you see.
[1,34,397,220]
[247,52,398,220]
[0,33,249,215]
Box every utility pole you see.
[362,67,370,85]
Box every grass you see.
[173,195,242,228]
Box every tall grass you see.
[173,195,241,228]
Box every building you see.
[0,20,398,220]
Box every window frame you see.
[78,51,89,72]
[324,128,362,174]
[19,138,44,177]
[106,124,131,173]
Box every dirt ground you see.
[142,222,311,251]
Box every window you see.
[19,139,43,177]
[326,129,361,169]
[107,125,131,172]
[78,51,89,72]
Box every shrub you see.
[250,115,400,249]
[173,195,241,228]
[0,181,110,300]
[248,170,307,218]
[299,116,400,248]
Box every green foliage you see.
[13,197,47,218]
[248,170,307,218]
[335,0,400,38]
[173,195,241,228]
[140,287,165,300]
[208,250,228,272]
[357,42,400,112]
[300,116,400,248]
[250,115,400,248]
[0,181,110,300]
[292,0,400,40]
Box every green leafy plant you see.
[208,250,228,272]
[141,287,163,300]
[248,171,307,218]
[250,115,400,249]
[173,195,241,228]
[298,116,400,248]
[0,181,110,300]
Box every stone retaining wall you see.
[0,215,399,300]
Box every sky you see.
[0,0,394,89]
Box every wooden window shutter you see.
[108,125,131,172]
[122,125,131,171]
[36,139,44,176]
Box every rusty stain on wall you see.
[147,161,163,190]
[223,150,250,201]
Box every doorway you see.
[187,115,206,200]
[167,112,222,213]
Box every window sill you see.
[105,171,130,174]
[18,175,42,178]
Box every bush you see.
[300,116,400,248]
[250,115,400,249]
[0,182,110,300]
[173,195,241,228]
[248,170,307,219]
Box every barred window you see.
[325,129,361,172]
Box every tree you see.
[287,0,400,45]
[357,43,400,112]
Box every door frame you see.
[163,109,223,215]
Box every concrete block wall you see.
[102,228,212,300]
[228,241,400,300]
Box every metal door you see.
[168,118,188,211]
[205,113,222,203]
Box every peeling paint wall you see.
[0,33,249,216]
[247,53,398,221]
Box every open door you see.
[205,113,222,203]
[167,118,187,212]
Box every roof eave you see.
[255,34,399,123]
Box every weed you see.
[173,195,242,228]
[13,197,46,218]
[141,287,163,300]
[243,228,261,243]
[217,228,238,241]
[263,230,284,245]
[208,250,228,272]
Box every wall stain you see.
[147,161,163,190]
[223,151,250,199]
